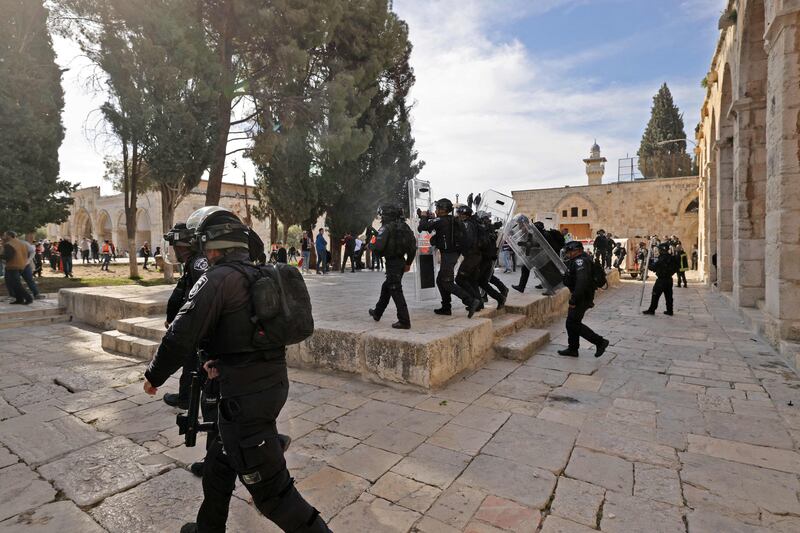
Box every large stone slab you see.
[295,466,370,521]
[481,414,577,474]
[0,464,56,522]
[38,436,173,506]
[90,468,276,532]
[458,454,556,509]
[0,410,108,467]
[550,476,604,528]
[59,286,173,329]
[0,501,105,533]
[328,498,420,533]
[600,492,685,533]
[564,447,632,494]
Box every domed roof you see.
[591,140,600,152]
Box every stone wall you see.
[512,176,699,245]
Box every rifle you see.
[176,365,215,447]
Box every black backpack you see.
[229,262,314,349]
[591,260,608,290]
[380,221,416,258]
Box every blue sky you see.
[55,0,726,200]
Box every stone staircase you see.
[101,316,165,360]
[484,308,550,361]
[0,305,70,330]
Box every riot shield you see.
[503,215,567,292]
[408,178,438,301]
[478,190,516,245]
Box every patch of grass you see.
[0,275,174,296]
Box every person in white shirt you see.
[353,237,364,270]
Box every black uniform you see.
[371,220,416,326]
[418,214,474,310]
[477,220,507,306]
[613,245,626,273]
[563,251,605,351]
[645,251,679,314]
[456,216,483,301]
[593,234,608,268]
[166,254,209,403]
[145,250,327,533]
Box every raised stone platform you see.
[68,268,620,389]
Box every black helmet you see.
[564,240,583,253]
[455,205,473,216]
[475,210,491,221]
[186,206,249,252]
[378,204,403,221]
[533,221,545,231]
[434,198,453,213]
[163,222,193,247]
[658,242,672,253]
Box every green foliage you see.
[0,0,74,234]
[637,83,694,178]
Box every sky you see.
[53,0,726,201]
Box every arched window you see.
[684,197,699,214]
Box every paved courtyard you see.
[1,279,800,532]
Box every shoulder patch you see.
[187,274,208,300]
[194,257,209,272]
[575,259,584,266]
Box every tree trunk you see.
[282,224,289,244]
[269,209,278,246]
[160,185,176,282]
[205,1,234,207]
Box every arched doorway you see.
[732,0,767,308]
[136,209,152,251]
[716,64,735,292]
[74,208,93,239]
[97,210,113,242]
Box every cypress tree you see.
[0,0,74,234]
[637,83,694,178]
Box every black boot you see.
[500,285,509,298]
[557,348,579,357]
[189,461,204,477]
[664,310,673,316]
[392,321,411,330]
[163,393,189,410]
[642,309,655,315]
[467,299,480,319]
[512,284,524,293]
[595,339,610,358]
[434,307,452,316]
[369,309,380,321]
[180,523,198,533]
[497,295,506,310]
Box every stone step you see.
[0,314,70,330]
[115,316,166,342]
[0,305,65,321]
[101,330,159,360]
[494,328,551,361]
[491,313,527,340]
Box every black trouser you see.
[4,270,31,303]
[647,277,673,312]
[677,271,687,287]
[341,250,355,272]
[566,301,603,350]
[604,249,613,269]
[373,257,410,325]
[437,251,473,310]
[456,253,482,301]
[517,265,531,290]
[197,380,327,533]
[478,257,504,303]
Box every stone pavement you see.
[1,279,800,532]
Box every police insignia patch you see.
[575,259,584,266]
[188,274,208,300]
[194,257,209,271]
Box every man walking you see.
[369,205,416,329]
[593,229,609,269]
[643,242,679,316]
[315,228,328,274]
[557,240,609,358]
[58,238,74,278]
[1,231,33,304]
[675,244,689,288]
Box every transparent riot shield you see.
[408,178,438,301]
[478,190,516,246]
[503,215,567,292]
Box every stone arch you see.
[731,0,767,307]
[97,210,113,242]
[716,63,735,291]
[135,208,152,250]
[678,190,701,216]
[74,208,93,239]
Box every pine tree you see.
[0,0,74,235]
[637,83,694,178]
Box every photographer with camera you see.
[143,206,329,533]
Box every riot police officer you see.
[476,211,507,309]
[557,241,609,358]
[418,198,480,318]
[643,242,679,316]
[162,222,208,410]
[369,204,416,329]
[455,204,483,304]
[143,207,329,533]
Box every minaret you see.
[583,140,607,186]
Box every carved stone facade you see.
[695,0,800,365]
[512,176,699,245]
[46,181,271,254]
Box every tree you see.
[638,83,694,178]
[0,0,74,235]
